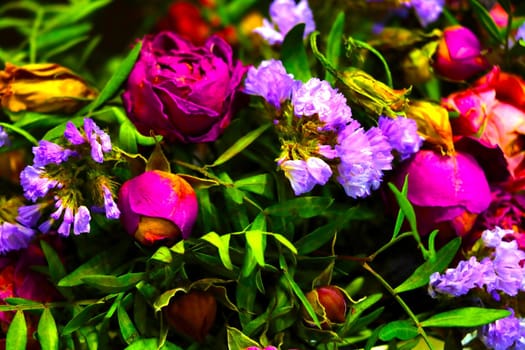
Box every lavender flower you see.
[517,23,525,43]
[64,121,86,145]
[482,313,525,350]
[335,121,375,198]
[32,140,76,167]
[84,118,112,163]
[17,204,42,227]
[20,165,62,202]
[73,206,91,235]
[102,184,120,219]
[244,59,296,109]
[378,116,422,160]
[364,127,393,191]
[253,0,316,45]
[0,222,36,254]
[428,256,496,297]
[292,78,352,131]
[0,126,8,147]
[280,157,332,195]
[57,206,74,236]
[409,0,444,27]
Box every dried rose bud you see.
[163,290,217,342]
[304,285,348,328]
[117,170,198,246]
[0,63,97,113]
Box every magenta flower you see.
[122,32,247,143]
[117,170,199,245]
[433,26,491,81]
[389,149,492,236]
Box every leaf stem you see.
[361,262,434,350]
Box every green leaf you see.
[201,232,234,270]
[6,311,27,350]
[295,221,338,255]
[40,240,67,284]
[37,309,59,350]
[391,175,409,239]
[118,303,140,345]
[118,122,138,153]
[227,326,260,350]
[268,232,297,254]
[150,246,173,264]
[61,304,104,335]
[58,243,130,287]
[387,182,418,236]
[43,0,111,29]
[80,40,142,113]
[81,273,145,292]
[281,23,312,82]
[36,23,91,50]
[420,307,512,328]
[469,0,504,45]
[341,293,383,336]
[209,123,271,167]
[245,230,266,267]
[378,320,419,341]
[394,237,461,294]
[264,196,333,218]
[124,338,183,350]
[325,11,345,84]
[234,174,272,198]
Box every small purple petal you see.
[102,185,120,219]
[64,121,86,145]
[280,159,316,195]
[57,206,74,236]
[73,206,91,235]
[20,166,61,202]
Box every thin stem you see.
[368,232,413,261]
[361,262,434,350]
[0,297,114,312]
[29,7,44,63]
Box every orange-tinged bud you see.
[0,63,97,113]
[406,100,454,155]
[163,290,217,342]
[304,285,348,328]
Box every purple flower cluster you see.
[244,60,422,197]
[429,227,525,298]
[409,0,444,27]
[482,312,525,350]
[0,222,36,254]
[253,0,316,45]
[12,118,120,250]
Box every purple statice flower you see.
[280,157,331,195]
[428,256,496,297]
[101,184,120,219]
[84,118,112,163]
[244,59,297,109]
[73,206,91,235]
[292,78,352,131]
[0,126,9,147]
[253,0,316,45]
[364,127,393,191]
[0,222,36,254]
[64,121,86,145]
[482,228,525,297]
[335,120,376,198]
[378,116,422,160]
[482,313,525,350]
[32,140,76,167]
[20,165,62,202]
[17,204,42,227]
[409,0,444,27]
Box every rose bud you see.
[122,31,247,143]
[163,290,217,342]
[388,149,492,238]
[117,170,198,246]
[0,63,97,113]
[304,285,348,328]
[432,26,491,81]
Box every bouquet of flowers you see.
[0,0,525,349]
